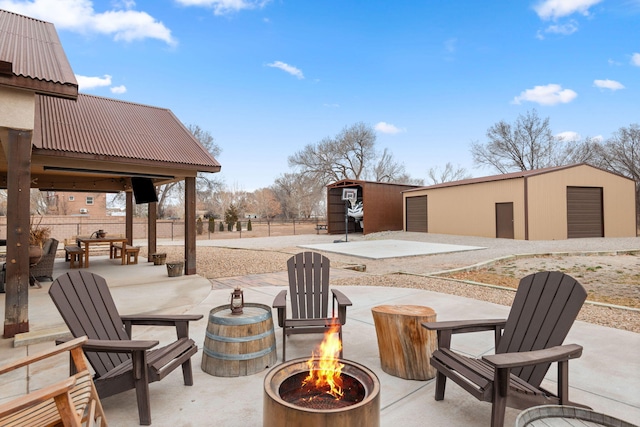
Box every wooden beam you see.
[4,130,32,338]
[28,174,128,192]
[184,177,196,275]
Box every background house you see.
[49,192,107,216]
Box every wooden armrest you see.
[273,290,287,327]
[422,318,507,334]
[0,376,77,418]
[83,339,158,353]
[483,344,583,369]
[331,289,352,307]
[273,290,287,309]
[0,337,88,375]
[121,314,203,326]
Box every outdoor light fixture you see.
[230,287,244,315]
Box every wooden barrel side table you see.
[371,305,437,380]
[516,405,638,427]
[201,303,277,377]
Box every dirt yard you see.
[444,253,640,308]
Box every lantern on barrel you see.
[230,287,244,314]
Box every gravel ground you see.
[140,232,640,333]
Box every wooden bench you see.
[64,245,85,269]
[315,224,328,234]
[123,245,140,265]
[110,241,123,259]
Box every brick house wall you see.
[51,192,107,216]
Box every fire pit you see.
[263,358,380,426]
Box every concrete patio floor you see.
[1,239,639,426]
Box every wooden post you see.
[371,305,437,380]
[125,190,133,245]
[147,201,157,261]
[4,129,32,338]
[184,177,196,275]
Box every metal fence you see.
[0,217,329,243]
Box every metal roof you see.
[403,164,592,193]
[0,9,77,97]
[33,93,221,172]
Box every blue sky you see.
[2,0,639,190]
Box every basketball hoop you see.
[342,188,357,208]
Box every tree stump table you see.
[371,305,437,380]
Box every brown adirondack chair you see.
[49,271,203,425]
[0,336,108,427]
[273,252,352,361]
[423,271,589,427]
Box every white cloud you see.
[631,53,640,67]
[512,83,577,106]
[0,0,176,45]
[534,0,602,20]
[544,20,579,35]
[374,122,406,135]
[594,79,625,90]
[75,74,112,90]
[110,85,127,94]
[175,0,270,15]
[556,131,581,141]
[266,61,304,79]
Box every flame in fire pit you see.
[303,321,344,399]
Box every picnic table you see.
[76,236,127,268]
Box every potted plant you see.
[29,217,51,263]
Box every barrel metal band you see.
[203,342,276,361]
[210,310,271,325]
[206,328,275,343]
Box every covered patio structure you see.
[0,9,221,337]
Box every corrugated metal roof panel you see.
[403,165,583,192]
[0,9,77,87]
[34,93,221,170]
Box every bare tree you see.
[599,124,640,181]
[156,124,222,217]
[427,162,472,184]
[371,148,423,184]
[554,136,603,167]
[271,172,324,219]
[289,122,416,186]
[288,122,375,184]
[598,124,640,221]
[30,190,54,215]
[471,109,560,173]
[252,188,282,219]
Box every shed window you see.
[86,197,94,205]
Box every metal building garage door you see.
[406,196,427,232]
[567,186,603,238]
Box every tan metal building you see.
[403,164,636,240]
[327,180,420,235]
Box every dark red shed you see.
[326,180,420,235]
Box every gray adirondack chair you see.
[423,271,589,427]
[273,252,352,361]
[49,271,203,425]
